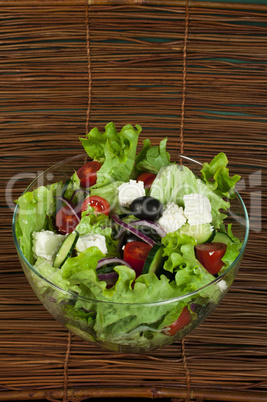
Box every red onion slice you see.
[97,271,118,283]
[112,214,155,247]
[96,257,132,270]
[115,219,166,239]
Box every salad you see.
[15,122,243,349]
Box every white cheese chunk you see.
[117,179,145,207]
[157,202,186,234]
[183,193,212,225]
[32,230,65,263]
[75,233,107,255]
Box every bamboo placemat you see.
[1,2,267,402]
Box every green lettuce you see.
[15,182,63,264]
[79,207,109,226]
[150,163,229,228]
[221,224,243,268]
[80,122,142,187]
[161,231,223,304]
[174,244,215,292]
[201,152,241,199]
[69,267,190,340]
[34,257,72,292]
[61,246,104,279]
[161,232,215,288]
[134,138,170,175]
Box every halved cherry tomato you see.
[123,241,152,277]
[56,205,80,234]
[162,307,191,336]
[195,242,227,275]
[81,196,110,216]
[137,172,157,189]
[77,161,101,188]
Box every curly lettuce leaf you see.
[161,232,197,269]
[221,224,243,267]
[134,138,151,167]
[134,137,170,175]
[34,257,72,292]
[150,164,229,228]
[201,152,241,199]
[79,207,109,225]
[80,122,142,187]
[161,232,214,288]
[69,267,188,340]
[15,182,63,264]
[61,246,104,279]
[174,244,215,291]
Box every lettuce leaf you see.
[69,267,189,340]
[80,122,142,187]
[174,244,215,291]
[79,207,109,226]
[61,246,104,279]
[161,231,222,304]
[150,164,229,228]
[15,182,63,264]
[68,253,216,343]
[201,152,241,199]
[34,257,72,292]
[134,138,170,175]
[221,224,243,268]
[161,232,214,288]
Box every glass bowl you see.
[12,154,249,353]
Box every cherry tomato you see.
[77,161,101,188]
[137,172,157,189]
[123,241,152,277]
[195,242,227,275]
[162,307,191,336]
[81,196,110,216]
[56,205,80,234]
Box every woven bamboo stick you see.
[1,0,267,12]
[1,387,267,401]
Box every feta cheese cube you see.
[32,230,65,263]
[117,180,145,207]
[183,193,212,225]
[157,202,186,233]
[75,233,107,255]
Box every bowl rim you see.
[12,153,250,307]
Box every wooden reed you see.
[1,3,267,402]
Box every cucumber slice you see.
[53,231,79,268]
[213,231,233,245]
[142,244,164,276]
[178,223,215,244]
